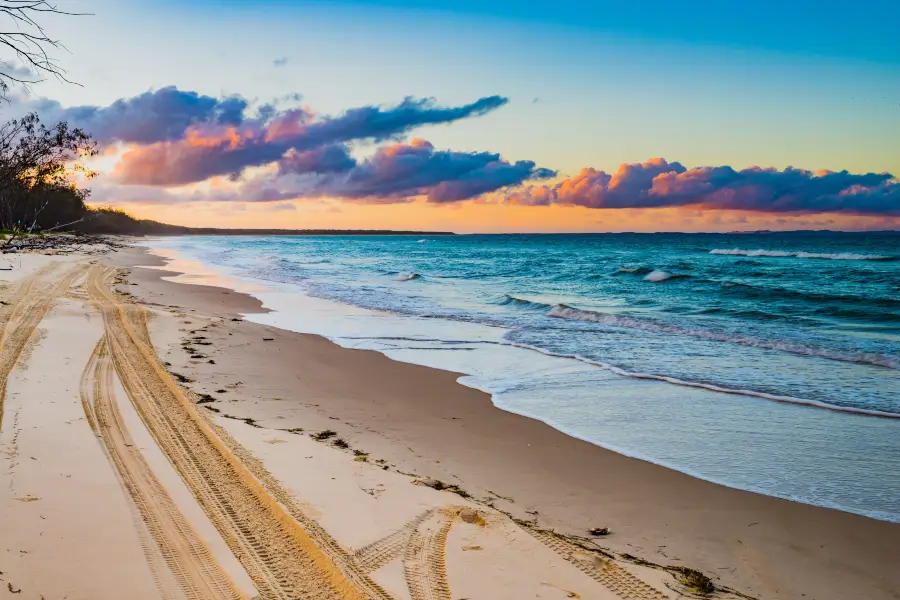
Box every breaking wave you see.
[711,249,893,261]
[495,294,552,310]
[547,304,900,370]
[644,269,673,282]
[395,272,421,281]
[498,340,900,419]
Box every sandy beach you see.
[0,240,897,600]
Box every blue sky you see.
[175,0,900,64]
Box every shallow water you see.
[148,233,900,522]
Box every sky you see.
[2,0,899,232]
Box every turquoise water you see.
[150,233,900,522]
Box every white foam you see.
[396,272,421,281]
[499,340,900,420]
[547,305,900,370]
[711,248,891,261]
[643,269,673,282]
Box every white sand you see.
[211,415,633,600]
[0,295,160,600]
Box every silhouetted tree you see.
[0,112,96,231]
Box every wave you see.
[417,239,430,243]
[619,267,688,282]
[495,294,552,311]
[618,266,650,274]
[644,269,673,282]
[499,340,900,419]
[711,248,893,261]
[395,271,421,281]
[716,280,900,312]
[547,304,900,369]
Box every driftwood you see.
[0,232,124,255]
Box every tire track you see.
[354,510,436,574]
[525,528,670,600]
[87,265,384,600]
[88,262,674,600]
[0,263,82,429]
[403,508,457,600]
[81,337,246,600]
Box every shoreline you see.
[119,242,900,600]
[144,239,900,522]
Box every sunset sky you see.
[4,0,899,232]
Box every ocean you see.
[148,233,900,522]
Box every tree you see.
[0,1,85,96]
[0,112,96,231]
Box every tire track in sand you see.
[353,509,436,574]
[81,337,246,600]
[0,263,82,429]
[402,508,457,600]
[525,529,670,600]
[87,265,388,600]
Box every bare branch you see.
[0,0,91,96]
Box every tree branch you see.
[0,0,91,96]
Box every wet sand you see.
[116,244,900,600]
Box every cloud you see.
[301,138,554,203]
[19,86,250,144]
[505,158,900,215]
[95,138,551,206]
[0,62,38,81]
[112,94,509,185]
[273,57,289,67]
[278,145,356,175]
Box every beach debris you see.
[196,393,216,404]
[14,495,40,502]
[311,429,337,441]
[223,414,262,428]
[8,582,21,593]
[589,526,610,536]
[262,337,274,341]
[416,477,447,490]
[332,438,350,449]
[462,545,483,551]
[459,508,486,526]
[170,372,193,383]
[670,566,715,595]
[414,477,472,499]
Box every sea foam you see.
[547,304,900,370]
[644,269,673,282]
[711,248,892,261]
